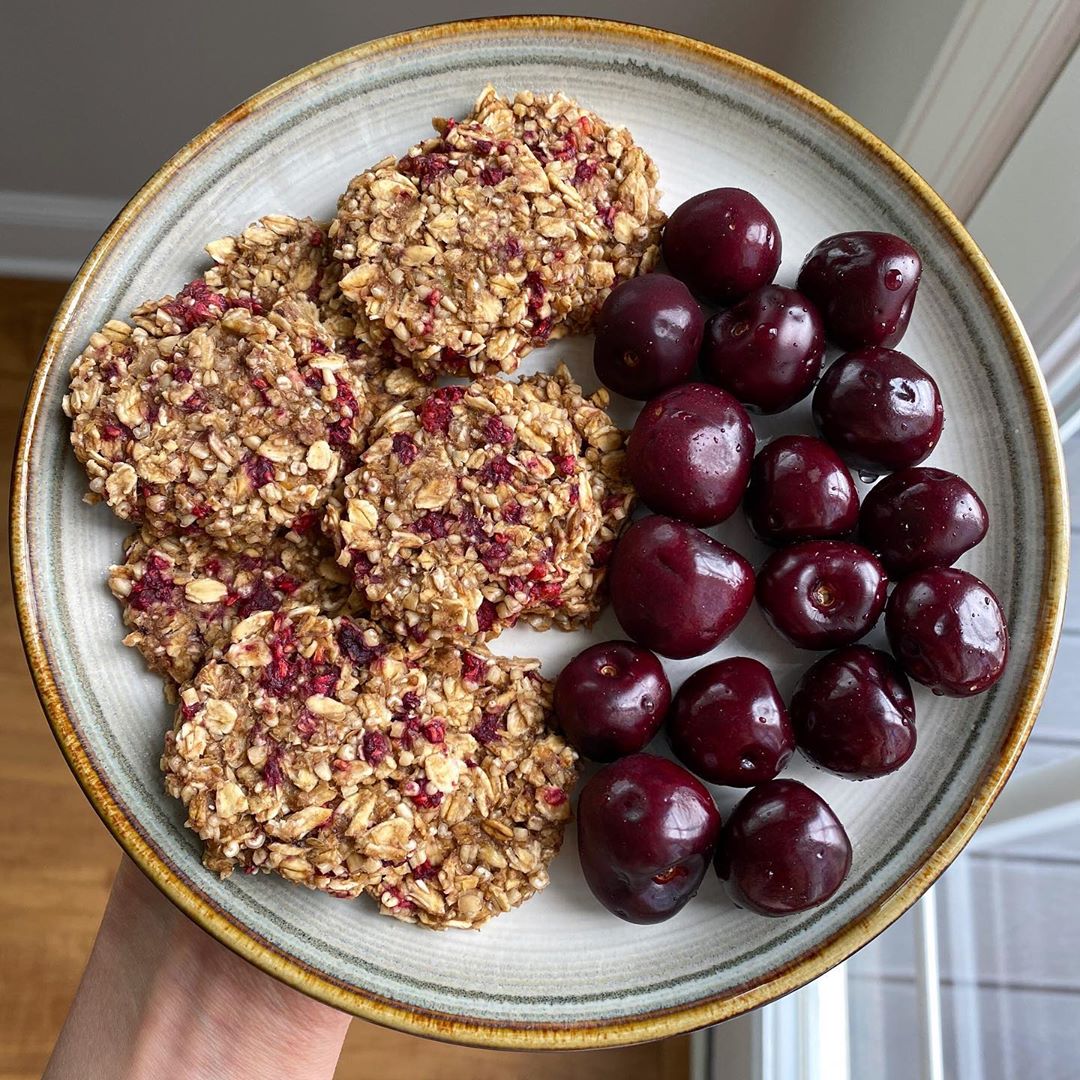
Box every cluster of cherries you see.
[556,188,1009,925]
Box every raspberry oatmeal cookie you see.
[65,297,372,545]
[108,526,351,687]
[325,364,634,642]
[449,85,665,333]
[162,608,577,926]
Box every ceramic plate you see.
[12,16,1068,1049]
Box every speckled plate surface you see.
[12,16,1068,1049]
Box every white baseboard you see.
[0,189,124,280]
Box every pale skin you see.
[45,857,350,1080]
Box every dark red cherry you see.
[791,646,916,778]
[578,753,721,923]
[797,231,921,348]
[701,285,825,413]
[756,540,887,650]
[885,567,1008,696]
[716,779,851,916]
[554,641,671,762]
[627,383,755,526]
[663,188,781,305]
[860,467,988,576]
[812,347,943,474]
[667,656,794,786]
[744,435,859,545]
[593,275,704,399]
[609,515,754,659]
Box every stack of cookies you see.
[63,86,664,929]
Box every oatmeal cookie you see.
[65,297,373,545]
[162,608,577,926]
[324,364,634,642]
[108,526,351,686]
[332,121,591,377]
[445,85,665,332]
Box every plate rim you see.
[10,14,1069,1050]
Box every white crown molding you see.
[0,189,123,280]
[893,0,1080,220]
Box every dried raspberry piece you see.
[261,618,300,696]
[502,500,524,524]
[542,786,568,806]
[263,743,284,788]
[483,416,514,445]
[573,159,599,185]
[479,538,511,572]
[551,453,576,477]
[524,271,547,318]
[307,664,341,698]
[275,575,300,595]
[456,509,488,543]
[412,860,439,882]
[480,454,514,486]
[245,454,275,489]
[392,432,419,465]
[398,151,451,190]
[471,712,502,745]
[337,619,383,668]
[128,553,175,612]
[179,699,203,722]
[412,789,444,809]
[475,599,498,632]
[596,202,617,230]
[530,581,563,605]
[289,509,319,534]
[413,511,455,539]
[172,366,192,383]
[419,386,465,434]
[363,730,390,765]
[460,652,488,685]
[326,380,359,448]
[160,279,227,331]
[296,711,319,739]
[234,578,282,619]
[438,346,468,374]
[422,720,446,743]
[479,165,507,186]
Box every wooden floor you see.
[0,278,689,1080]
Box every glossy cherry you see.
[860,467,988,576]
[756,540,887,650]
[663,188,781,305]
[797,231,922,349]
[701,285,825,413]
[578,753,722,923]
[791,646,916,778]
[593,274,704,399]
[667,656,794,786]
[716,779,852,916]
[744,435,859,545]
[609,515,754,659]
[885,567,1008,696]
[554,641,671,762]
[627,383,755,526]
[812,347,943,474]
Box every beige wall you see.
[2,0,962,202]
